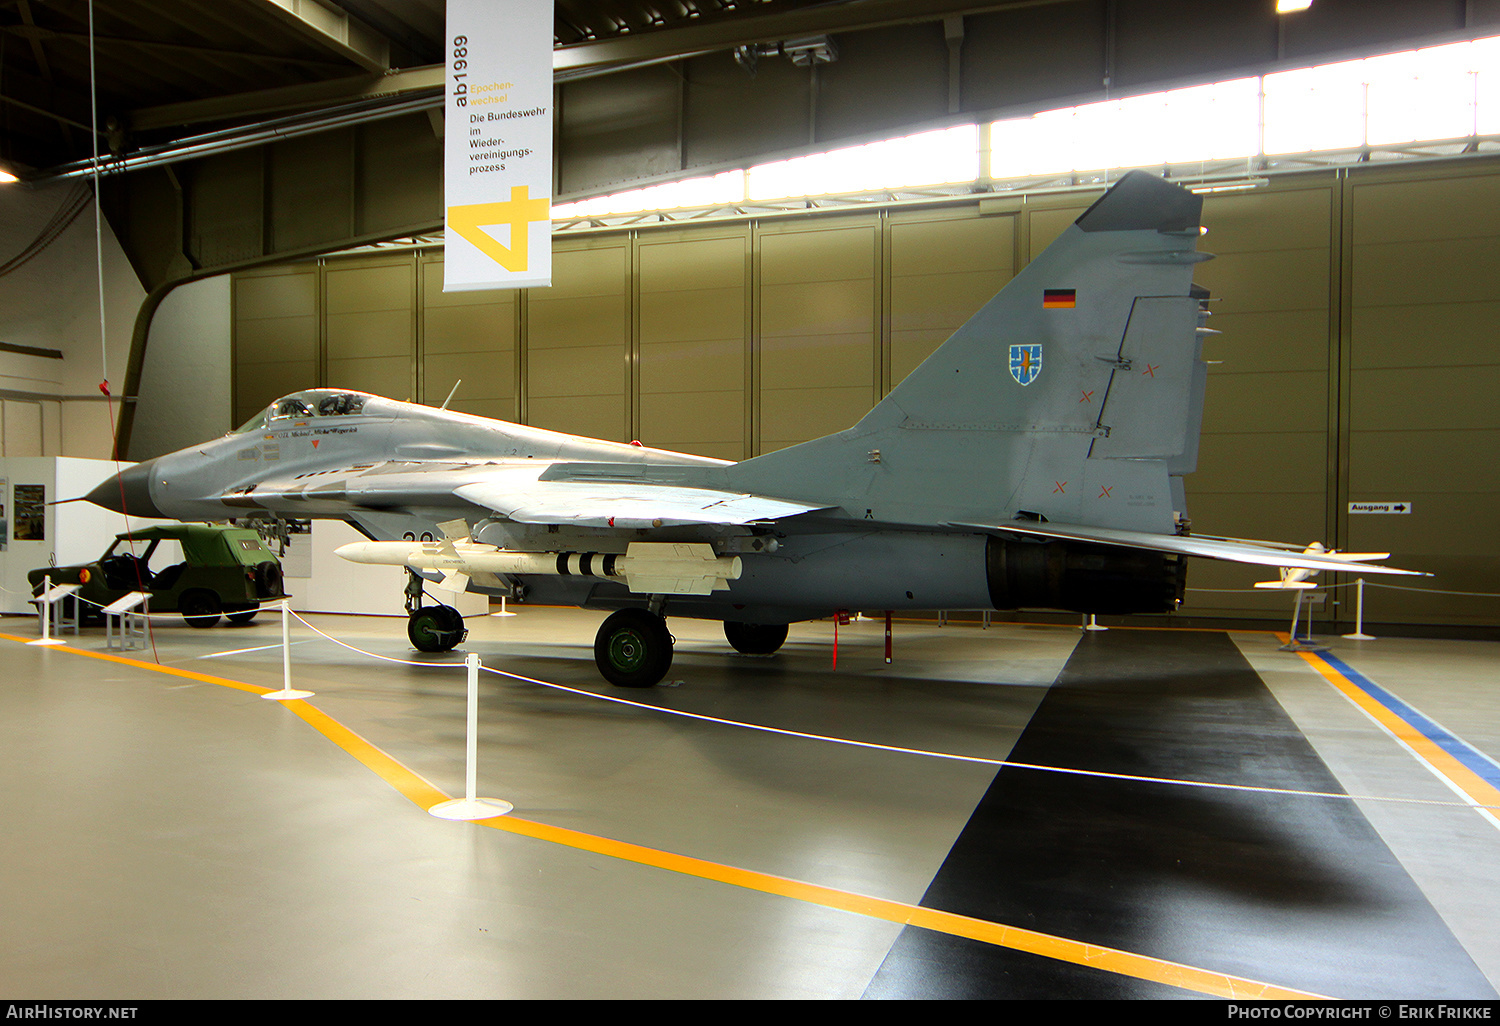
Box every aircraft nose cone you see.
[85,459,164,518]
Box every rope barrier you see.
[19,590,285,623]
[1363,582,1500,598]
[11,590,1495,813]
[270,610,1497,815]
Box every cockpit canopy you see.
[232,389,376,434]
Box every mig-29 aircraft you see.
[86,171,1420,687]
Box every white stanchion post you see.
[430,652,513,821]
[1084,613,1108,632]
[1343,577,1377,641]
[28,574,66,647]
[262,600,314,701]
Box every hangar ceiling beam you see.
[553,0,1071,75]
[251,0,391,73]
[0,23,353,71]
[127,64,443,132]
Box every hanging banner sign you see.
[443,0,552,292]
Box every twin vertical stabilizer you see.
[729,170,1212,534]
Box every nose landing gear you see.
[405,569,467,653]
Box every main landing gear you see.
[594,608,674,688]
[404,570,467,653]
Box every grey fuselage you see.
[100,392,1180,624]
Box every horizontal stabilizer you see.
[956,520,1426,576]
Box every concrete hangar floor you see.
[0,605,1497,1000]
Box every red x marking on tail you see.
[1098,486,1113,499]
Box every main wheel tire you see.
[594,609,673,688]
[180,591,222,628]
[724,621,788,655]
[408,604,467,653]
[226,608,259,625]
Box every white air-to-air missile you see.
[86,171,1425,688]
[336,520,743,597]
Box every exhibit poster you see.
[442,0,552,292]
[13,483,43,541]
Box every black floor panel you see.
[865,630,1495,999]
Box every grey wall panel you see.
[268,129,354,254]
[1281,0,1469,62]
[817,24,948,143]
[559,67,682,195]
[960,3,1108,115]
[187,152,264,269]
[360,115,443,236]
[1113,0,1274,92]
[682,53,810,171]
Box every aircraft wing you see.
[213,459,827,529]
[955,520,1427,576]
[454,476,827,529]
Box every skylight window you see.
[746,125,979,201]
[1262,59,1368,154]
[552,34,1500,222]
[991,79,1260,178]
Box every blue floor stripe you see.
[1316,650,1500,792]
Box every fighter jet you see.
[87,171,1422,687]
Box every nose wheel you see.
[594,609,673,688]
[404,568,466,653]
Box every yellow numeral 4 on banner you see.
[448,186,551,272]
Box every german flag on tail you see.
[1043,288,1076,309]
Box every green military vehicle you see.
[30,524,285,627]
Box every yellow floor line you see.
[4,630,1325,1000]
[1286,639,1500,814]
